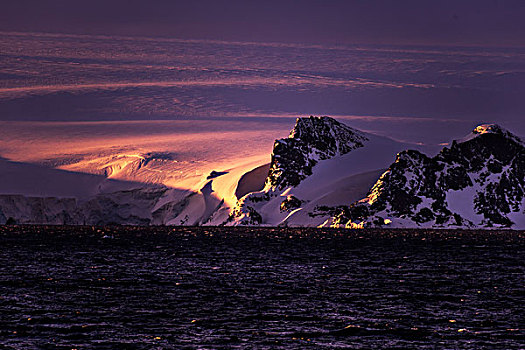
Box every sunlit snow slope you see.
[227,116,434,227]
[0,119,288,225]
[1,117,521,228]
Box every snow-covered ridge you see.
[0,154,267,226]
[228,116,419,227]
[2,119,521,228]
[328,124,525,229]
[265,116,368,190]
[473,124,504,135]
[459,123,523,146]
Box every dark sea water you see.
[0,226,523,349]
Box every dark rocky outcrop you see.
[229,116,368,224]
[331,124,524,228]
[266,116,368,190]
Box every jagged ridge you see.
[228,116,371,226]
[265,116,368,190]
[331,124,524,228]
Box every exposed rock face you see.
[229,116,369,225]
[265,116,368,190]
[0,187,168,225]
[0,195,82,225]
[227,191,269,226]
[280,195,302,212]
[2,119,522,228]
[330,124,524,228]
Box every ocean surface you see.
[0,226,523,349]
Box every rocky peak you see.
[288,116,368,153]
[441,124,523,175]
[265,116,368,190]
[331,124,524,228]
[472,123,505,136]
[459,123,523,146]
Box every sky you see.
[0,1,524,151]
[0,0,524,205]
[2,0,525,47]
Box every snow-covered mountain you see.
[0,156,264,226]
[0,116,424,226]
[226,116,429,226]
[1,117,522,228]
[326,124,524,229]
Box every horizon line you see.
[3,30,525,53]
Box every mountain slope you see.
[327,124,524,229]
[0,156,256,226]
[227,116,428,226]
[265,116,368,190]
[3,118,520,228]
